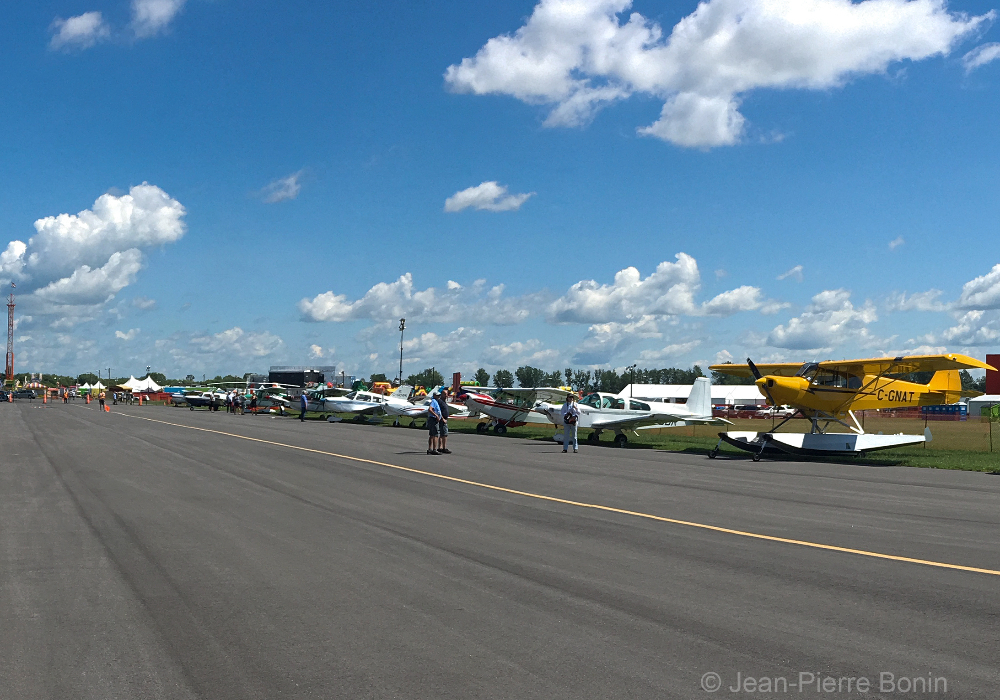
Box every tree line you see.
[397,365,717,395]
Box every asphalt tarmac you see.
[2,400,999,699]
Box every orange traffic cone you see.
[104,404,110,412]
[43,393,47,404]
[87,395,91,404]
[139,395,143,406]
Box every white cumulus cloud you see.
[50,12,110,50]
[115,328,140,341]
[956,263,1000,310]
[131,0,187,38]
[444,181,535,212]
[445,0,990,148]
[0,184,185,324]
[299,274,534,325]
[766,289,881,352]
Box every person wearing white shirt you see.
[562,394,580,453]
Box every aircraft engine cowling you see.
[756,376,810,406]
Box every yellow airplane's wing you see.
[709,363,803,377]
[816,353,996,376]
[711,354,995,379]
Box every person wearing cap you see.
[562,393,580,453]
[426,392,443,455]
[437,388,452,454]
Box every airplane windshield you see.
[629,400,650,411]
[580,393,601,408]
[795,362,820,378]
[601,396,625,409]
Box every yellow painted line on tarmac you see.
[111,410,1000,578]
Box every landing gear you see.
[354,413,365,423]
[613,433,628,448]
[494,424,508,435]
[476,422,488,434]
[587,431,600,444]
[708,438,722,459]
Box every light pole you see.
[398,318,406,385]
[146,365,151,378]
[626,364,637,397]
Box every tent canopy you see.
[133,376,162,392]
[120,376,141,390]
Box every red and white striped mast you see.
[5,282,14,381]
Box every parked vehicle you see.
[12,389,37,399]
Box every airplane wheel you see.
[708,448,718,459]
[587,431,600,444]
[354,414,365,422]
[495,424,507,435]
[189,406,194,411]
[613,434,628,448]
[752,452,762,462]
[320,415,326,420]
[476,422,488,434]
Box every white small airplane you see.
[379,386,468,426]
[535,377,730,447]
[464,386,575,435]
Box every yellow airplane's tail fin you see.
[926,370,964,404]
[927,369,961,392]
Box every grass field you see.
[156,402,999,473]
[438,416,1000,473]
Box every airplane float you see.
[708,353,996,460]
[535,376,729,447]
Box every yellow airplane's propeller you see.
[746,358,776,406]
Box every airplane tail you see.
[391,385,413,399]
[688,377,713,417]
[926,369,966,403]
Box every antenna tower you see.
[5,283,14,381]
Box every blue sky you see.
[2,0,999,380]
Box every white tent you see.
[120,376,141,390]
[969,395,1000,417]
[91,381,106,390]
[133,376,163,392]
[79,382,92,390]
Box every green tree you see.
[149,372,167,385]
[712,362,755,386]
[542,370,563,386]
[473,368,490,386]
[570,369,592,393]
[369,372,388,386]
[405,367,444,389]
[515,365,547,387]
[493,369,514,388]
[77,373,99,385]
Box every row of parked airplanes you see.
[171,378,724,448]
[171,352,996,459]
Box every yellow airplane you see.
[708,353,996,459]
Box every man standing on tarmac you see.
[562,394,580,453]
[426,392,443,455]
[437,388,452,454]
[98,390,107,412]
[299,391,308,422]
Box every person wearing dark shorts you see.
[437,388,452,454]
[427,394,443,455]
